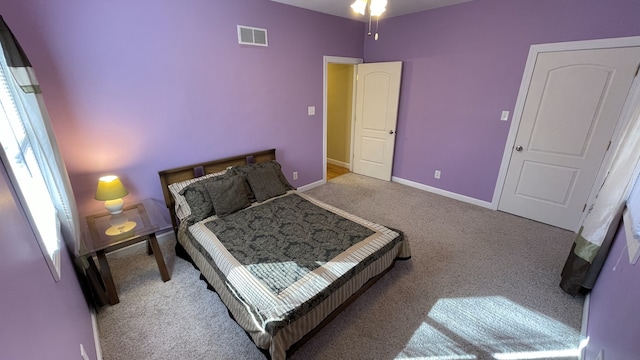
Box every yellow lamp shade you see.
[95,175,129,201]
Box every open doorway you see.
[323,56,362,181]
[327,63,355,180]
[323,56,402,182]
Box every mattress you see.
[177,191,410,359]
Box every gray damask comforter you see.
[179,191,411,359]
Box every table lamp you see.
[94,175,137,235]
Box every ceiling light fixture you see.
[351,0,387,40]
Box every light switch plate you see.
[500,111,509,121]
[308,106,315,116]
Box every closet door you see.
[499,47,640,231]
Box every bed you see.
[158,149,411,359]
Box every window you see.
[0,50,61,281]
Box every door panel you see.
[353,61,402,181]
[499,47,640,231]
[529,66,610,156]
[362,75,391,130]
[516,161,578,205]
[360,137,385,164]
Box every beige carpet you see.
[97,173,584,360]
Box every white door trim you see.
[492,36,640,220]
[323,56,363,182]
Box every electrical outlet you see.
[596,349,604,360]
[434,170,441,179]
[293,171,298,180]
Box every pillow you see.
[179,181,214,223]
[227,161,295,201]
[204,174,251,217]
[246,167,289,202]
[167,169,227,221]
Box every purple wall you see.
[585,223,640,359]
[0,0,364,214]
[1,0,640,357]
[5,0,638,208]
[0,166,96,359]
[0,1,362,357]
[365,0,640,201]
[584,225,640,360]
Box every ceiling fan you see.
[350,0,387,40]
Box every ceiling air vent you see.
[237,25,268,47]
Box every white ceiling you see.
[270,0,474,21]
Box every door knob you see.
[389,130,395,135]
[515,145,523,152]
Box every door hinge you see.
[636,63,640,77]
[606,140,611,151]
[583,203,587,212]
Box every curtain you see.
[560,75,640,295]
[0,16,81,255]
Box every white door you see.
[499,47,640,231]
[352,61,402,181]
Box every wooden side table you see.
[81,198,172,305]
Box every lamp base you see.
[105,221,137,236]
[104,198,125,214]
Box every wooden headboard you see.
[157,148,277,233]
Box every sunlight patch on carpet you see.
[396,296,581,359]
[396,321,477,359]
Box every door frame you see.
[323,56,363,182]
[493,36,640,227]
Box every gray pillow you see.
[246,167,289,202]
[228,161,295,201]
[179,181,214,223]
[204,174,251,217]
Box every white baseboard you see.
[391,176,495,209]
[327,158,350,169]
[298,179,326,192]
[91,309,102,360]
[579,293,591,360]
[299,175,494,209]
[106,231,176,260]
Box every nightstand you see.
[81,198,172,305]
